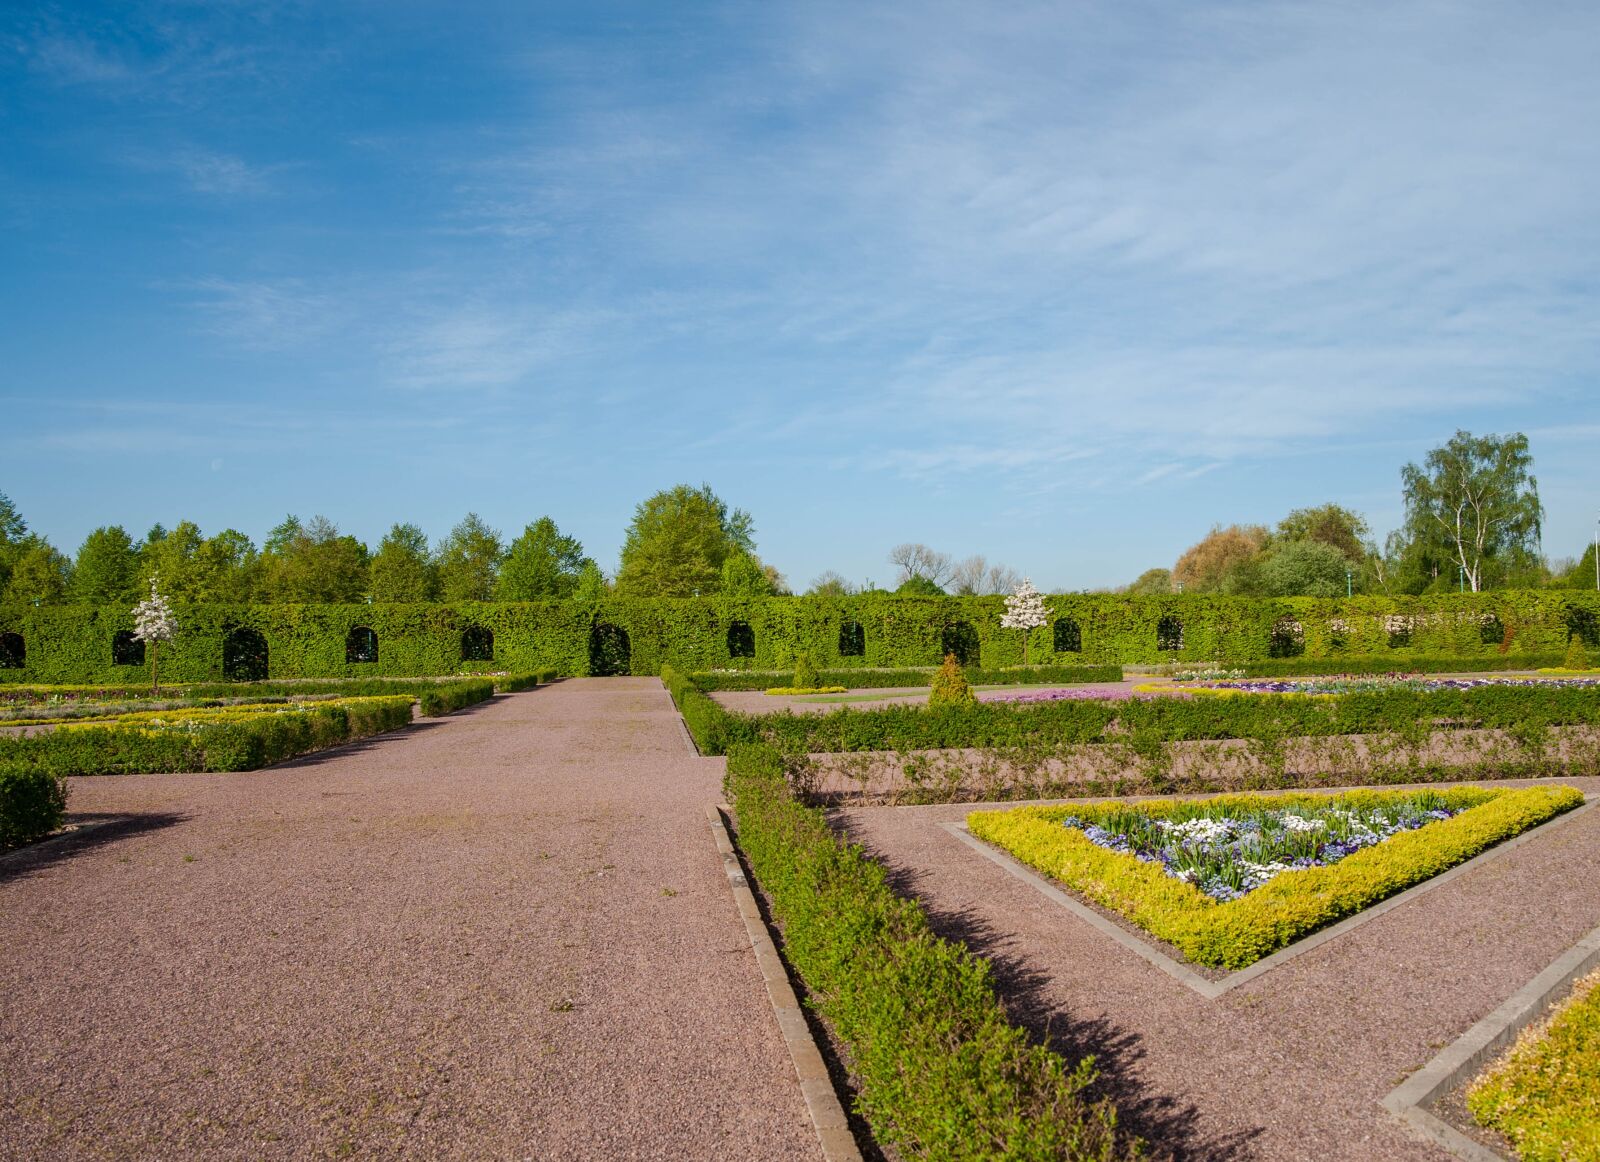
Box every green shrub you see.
[419,679,496,716]
[727,742,1136,1159]
[793,653,820,691]
[1468,968,1600,1159]
[968,786,1583,969]
[690,664,1123,691]
[929,654,975,708]
[1566,634,1591,672]
[0,767,68,847]
[1235,654,1564,678]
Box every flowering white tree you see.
[1000,577,1049,664]
[132,577,178,694]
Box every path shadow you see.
[265,720,453,771]
[0,811,187,884]
[843,821,1266,1162]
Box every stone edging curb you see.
[706,804,862,1162]
[941,794,1596,1000]
[1381,921,1600,1161]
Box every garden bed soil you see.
[833,774,1600,1160]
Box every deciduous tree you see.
[498,517,591,600]
[1400,430,1542,592]
[436,513,504,602]
[616,484,754,597]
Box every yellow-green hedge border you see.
[967,786,1585,969]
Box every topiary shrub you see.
[1565,634,1590,672]
[793,652,820,691]
[928,653,975,707]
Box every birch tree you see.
[1400,431,1542,592]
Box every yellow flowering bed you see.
[56,696,409,732]
[1469,968,1600,1160]
[967,786,1583,969]
[763,686,850,696]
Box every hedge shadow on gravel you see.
[0,811,186,884]
[840,818,1266,1162]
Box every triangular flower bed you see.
[967,785,1584,970]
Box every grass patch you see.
[1469,968,1600,1160]
[967,786,1584,969]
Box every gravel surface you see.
[0,679,819,1161]
[837,776,1600,1161]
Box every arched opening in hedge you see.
[1268,616,1304,658]
[222,627,268,681]
[0,632,23,669]
[1156,615,1184,653]
[112,630,146,666]
[726,620,756,660]
[1053,618,1081,654]
[838,619,866,658]
[940,620,980,667]
[1566,606,1598,648]
[589,622,631,676]
[346,625,378,665]
[461,626,495,662]
[1479,614,1506,647]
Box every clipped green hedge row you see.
[688,664,1122,691]
[3,590,1597,683]
[967,786,1584,968]
[726,741,1135,1159]
[419,680,495,717]
[1234,653,1565,678]
[730,682,1600,755]
[0,697,416,777]
[0,767,68,847]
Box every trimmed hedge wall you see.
[2,591,1597,684]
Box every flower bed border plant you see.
[691,664,1123,692]
[1467,967,1600,1159]
[967,786,1585,969]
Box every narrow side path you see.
[0,679,818,1161]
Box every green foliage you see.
[2,539,72,605]
[1566,635,1590,672]
[0,696,415,777]
[1236,654,1564,678]
[1468,968,1600,1160]
[1260,541,1350,598]
[895,574,946,597]
[435,513,504,602]
[0,766,68,847]
[1124,568,1172,595]
[689,664,1124,691]
[498,517,590,600]
[370,523,437,602]
[71,526,141,605]
[792,652,820,690]
[1275,504,1370,563]
[1401,429,1543,593]
[258,515,368,603]
[418,679,495,716]
[139,521,261,603]
[929,654,975,707]
[725,742,1136,1159]
[969,786,1582,969]
[615,483,754,597]
[572,560,608,601]
[720,549,779,596]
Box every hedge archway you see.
[346,625,378,664]
[940,620,980,666]
[222,627,268,681]
[112,630,146,666]
[838,619,866,658]
[726,620,755,660]
[589,622,631,676]
[0,632,23,669]
[1156,615,1184,653]
[461,626,494,662]
[1053,618,1081,654]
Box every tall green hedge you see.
[2,591,1597,684]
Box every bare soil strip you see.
[0,680,819,1161]
[837,775,1600,1161]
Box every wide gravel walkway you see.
[840,775,1600,1161]
[0,679,819,1161]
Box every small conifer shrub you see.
[793,652,820,691]
[928,653,975,707]
[1566,634,1590,672]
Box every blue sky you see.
[4,0,1597,591]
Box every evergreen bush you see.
[928,654,975,707]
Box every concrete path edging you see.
[707,804,862,1162]
[941,795,1596,1000]
[1381,921,1600,1161]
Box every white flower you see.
[1000,578,1049,633]
[1280,813,1325,833]
[132,578,178,644]
[1159,817,1234,843]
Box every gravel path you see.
[0,679,819,1161]
[838,776,1600,1161]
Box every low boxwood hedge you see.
[967,786,1585,969]
[691,664,1122,692]
[1233,654,1564,678]
[0,696,416,777]
[728,742,1136,1160]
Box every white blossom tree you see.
[1000,577,1048,664]
[132,576,178,694]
